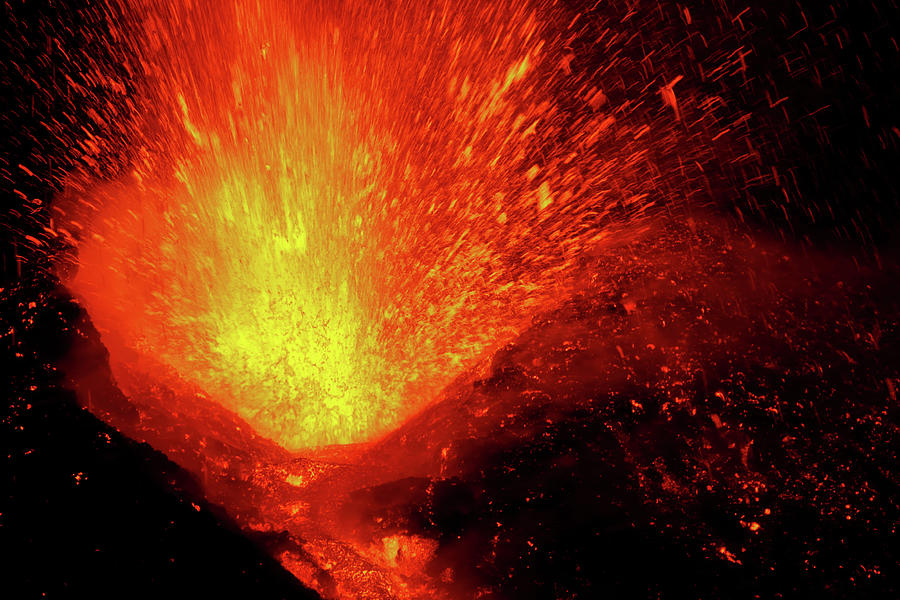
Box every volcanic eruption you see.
[55,0,667,451]
[4,0,899,598]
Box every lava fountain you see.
[55,0,663,450]
[7,0,897,597]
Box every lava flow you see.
[54,0,666,451]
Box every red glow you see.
[56,0,661,450]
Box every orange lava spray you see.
[56,0,659,450]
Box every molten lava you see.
[6,0,898,597]
[57,0,661,449]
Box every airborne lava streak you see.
[57,0,659,449]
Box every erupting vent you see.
[7,0,900,598]
[57,0,659,449]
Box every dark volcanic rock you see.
[352,225,900,599]
[2,281,320,600]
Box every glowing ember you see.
[56,0,660,449]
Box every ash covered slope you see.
[344,223,900,599]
